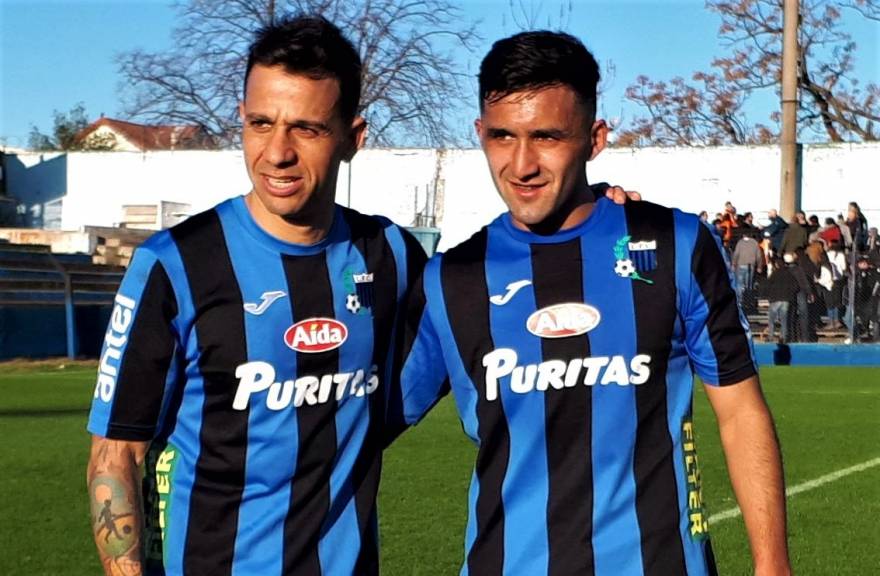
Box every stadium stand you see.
[0,243,123,360]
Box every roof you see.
[75,117,215,151]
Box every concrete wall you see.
[5,143,877,253]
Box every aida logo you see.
[526,303,601,338]
[284,318,347,353]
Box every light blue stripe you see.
[317,226,375,574]
[423,257,482,565]
[666,317,710,576]
[673,210,715,574]
[485,225,549,576]
[87,246,158,436]
[216,203,296,576]
[585,204,643,576]
[157,239,204,576]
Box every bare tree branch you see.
[617,0,878,146]
[116,0,480,148]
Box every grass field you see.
[1,363,877,575]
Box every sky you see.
[0,0,877,149]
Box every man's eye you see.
[293,126,319,137]
[249,120,271,130]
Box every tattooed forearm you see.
[88,436,148,576]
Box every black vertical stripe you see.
[706,539,719,576]
[173,210,248,576]
[692,224,756,384]
[441,229,509,575]
[109,261,178,439]
[624,202,687,575]
[282,253,338,576]
[531,239,595,576]
[343,211,402,575]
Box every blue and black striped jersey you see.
[397,197,756,576]
[88,196,424,576]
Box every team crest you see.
[344,270,374,315]
[613,235,655,284]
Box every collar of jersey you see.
[230,195,345,255]
[500,196,609,244]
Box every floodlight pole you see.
[780,0,800,221]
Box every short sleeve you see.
[387,263,450,441]
[679,218,757,386]
[87,246,181,440]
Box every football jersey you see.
[88,196,424,576]
[397,198,756,576]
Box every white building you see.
[3,143,877,252]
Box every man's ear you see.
[345,116,367,162]
[588,119,609,161]
[238,101,246,123]
[474,118,483,140]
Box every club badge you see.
[613,235,656,284]
[344,270,374,315]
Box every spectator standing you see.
[847,202,869,251]
[866,227,879,264]
[825,242,847,328]
[763,209,788,255]
[779,211,809,255]
[732,232,765,306]
[854,257,880,341]
[765,256,799,342]
[818,217,843,247]
[837,213,854,250]
[788,251,816,342]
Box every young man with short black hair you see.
[398,31,790,576]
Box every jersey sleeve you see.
[387,259,450,440]
[87,244,181,440]
[678,215,757,386]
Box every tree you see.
[116,0,480,148]
[617,0,880,146]
[27,103,114,151]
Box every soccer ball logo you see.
[346,293,361,314]
[614,258,635,278]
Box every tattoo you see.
[88,439,145,576]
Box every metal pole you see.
[780,0,800,221]
[48,252,76,359]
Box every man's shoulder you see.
[436,223,492,267]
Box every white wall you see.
[6,143,878,253]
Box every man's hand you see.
[591,182,642,204]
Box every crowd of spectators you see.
[700,201,880,343]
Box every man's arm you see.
[87,435,148,576]
[704,377,791,576]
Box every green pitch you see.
[1,364,877,575]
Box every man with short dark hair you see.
[86,16,425,576]
[86,16,634,576]
[397,31,790,575]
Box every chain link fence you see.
[735,229,879,345]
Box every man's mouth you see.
[262,175,302,196]
[509,182,547,196]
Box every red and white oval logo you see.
[284,318,348,353]
[526,303,601,339]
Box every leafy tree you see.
[27,103,118,151]
[116,0,480,148]
[617,0,879,146]
[28,103,89,151]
